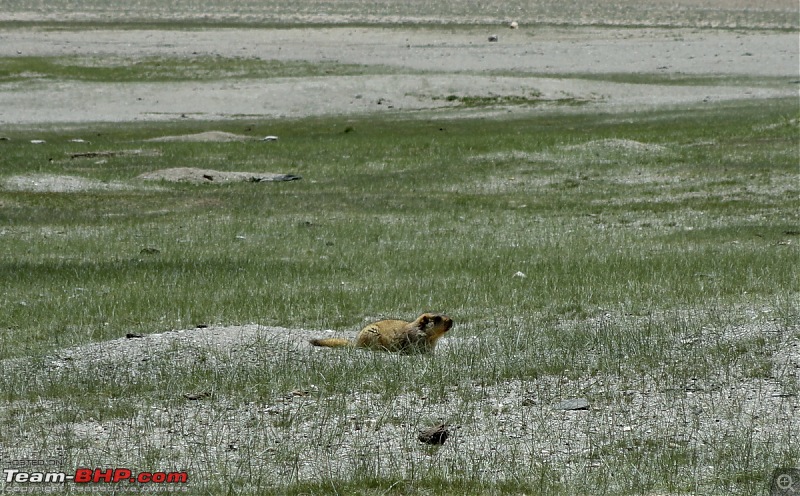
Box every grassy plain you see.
[0,5,798,488]
[1,98,796,354]
[1,94,798,494]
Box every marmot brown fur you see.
[309,313,453,354]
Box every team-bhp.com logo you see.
[4,467,188,484]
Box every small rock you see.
[553,398,590,411]
[492,401,509,415]
[509,21,519,29]
[488,35,499,42]
[261,135,279,142]
[184,392,211,400]
[418,423,449,445]
[513,271,527,278]
[125,333,145,339]
[30,140,46,144]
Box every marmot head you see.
[417,313,453,336]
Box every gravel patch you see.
[565,139,669,154]
[144,131,256,143]
[0,26,796,125]
[1,315,795,489]
[3,174,134,193]
[137,167,301,184]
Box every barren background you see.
[0,1,798,124]
[0,27,797,124]
[1,0,797,28]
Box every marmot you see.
[309,313,453,354]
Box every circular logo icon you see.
[777,473,794,490]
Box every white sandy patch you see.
[137,167,300,184]
[145,131,255,142]
[564,139,669,154]
[0,75,793,125]
[0,26,796,124]
[3,174,134,193]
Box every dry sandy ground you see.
[2,0,797,28]
[3,313,796,490]
[0,25,797,124]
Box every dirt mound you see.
[145,131,254,142]
[3,174,133,193]
[137,167,301,184]
[47,324,318,370]
[566,139,668,153]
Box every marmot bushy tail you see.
[309,313,453,354]
[308,337,351,348]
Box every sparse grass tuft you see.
[0,55,400,83]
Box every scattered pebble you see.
[137,168,301,184]
[418,423,449,445]
[553,398,590,411]
[183,392,211,401]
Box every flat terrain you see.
[0,1,798,495]
[0,25,797,124]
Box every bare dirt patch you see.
[0,26,796,125]
[3,174,134,193]
[565,139,669,154]
[137,167,301,184]
[145,131,256,142]
[3,316,795,489]
[1,0,796,29]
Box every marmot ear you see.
[418,314,429,326]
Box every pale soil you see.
[137,167,301,183]
[1,0,796,29]
[2,314,796,489]
[0,25,797,125]
[3,174,136,193]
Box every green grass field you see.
[0,90,798,494]
[1,100,797,353]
